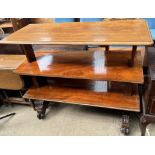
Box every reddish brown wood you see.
[16,48,144,83]
[24,79,140,112]
[1,19,153,45]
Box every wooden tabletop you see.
[0,19,153,45]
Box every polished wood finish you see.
[1,19,153,45]
[0,55,25,70]
[16,48,144,83]
[24,78,140,112]
[11,19,37,56]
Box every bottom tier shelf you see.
[24,79,140,112]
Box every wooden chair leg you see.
[140,115,148,136]
[140,114,155,136]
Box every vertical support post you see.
[105,45,109,51]
[138,84,143,111]
[75,18,80,22]
[100,45,109,51]
[130,45,137,67]
[31,77,40,87]
[22,45,36,63]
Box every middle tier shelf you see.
[16,48,144,83]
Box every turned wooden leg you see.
[35,101,49,120]
[140,115,148,136]
[140,123,148,136]
[37,101,49,119]
[139,114,155,136]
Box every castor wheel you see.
[121,115,130,135]
[37,113,45,120]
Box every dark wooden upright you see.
[140,50,155,135]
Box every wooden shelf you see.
[16,49,143,83]
[24,79,140,112]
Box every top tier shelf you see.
[16,48,144,83]
[0,19,153,45]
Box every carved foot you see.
[33,101,49,120]
[140,115,149,136]
[139,114,155,136]
[121,115,129,135]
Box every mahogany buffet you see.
[0,19,153,135]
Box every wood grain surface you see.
[1,19,153,45]
[16,48,144,83]
[24,78,140,112]
[0,55,25,70]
